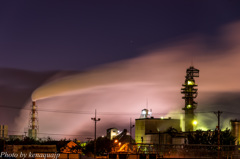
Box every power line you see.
[0,104,239,116]
[0,104,93,114]
[8,130,92,137]
[222,111,240,115]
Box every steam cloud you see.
[16,21,240,140]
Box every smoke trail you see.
[16,21,240,140]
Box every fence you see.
[1,144,239,159]
[133,144,239,158]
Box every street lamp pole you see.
[214,111,222,159]
[91,109,100,158]
[129,118,135,151]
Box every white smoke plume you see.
[16,21,240,140]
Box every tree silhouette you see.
[187,128,236,145]
[166,127,178,137]
[83,136,111,156]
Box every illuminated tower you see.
[28,101,38,140]
[181,66,199,132]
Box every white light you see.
[187,80,194,85]
[192,120,198,126]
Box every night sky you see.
[1,1,240,141]
[1,1,240,71]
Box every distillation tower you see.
[28,101,38,140]
[181,66,199,132]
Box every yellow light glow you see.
[192,120,198,126]
[197,126,208,131]
[187,80,194,85]
[187,105,191,109]
[114,139,118,143]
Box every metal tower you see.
[181,66,199,131]
[28,101,38,140]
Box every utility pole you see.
[214,110,222,159]
[91,109,100,158]
[129,118,135,151]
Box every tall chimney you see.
[28,101,38,140]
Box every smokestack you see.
[28,100,38,140]
[31,101,36,129]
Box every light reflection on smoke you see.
[16,21,240,140]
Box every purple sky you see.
[1,1,240,141]
[1,1,240,71]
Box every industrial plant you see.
[1,66,240,158]
[109,66,240,158]
[134,66,199,145]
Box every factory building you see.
[230,119,240,145]
[0,125,8,139]
[135,66,199,145]
[135,109,181,144]
[107,128,119,140]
